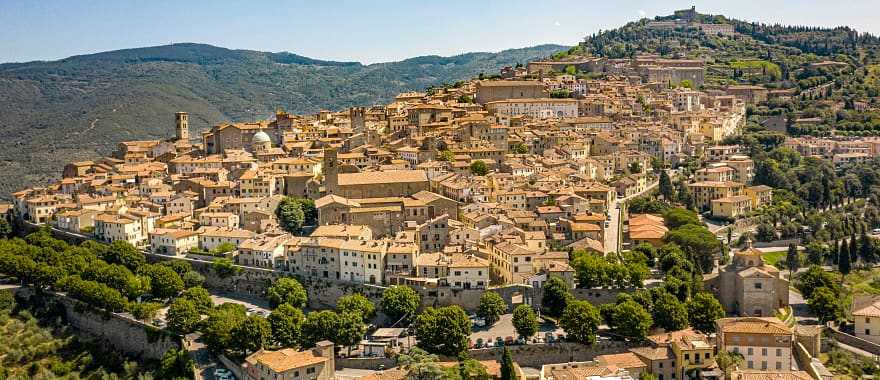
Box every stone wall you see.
[15,287,181,360]
[335,357,396,370]
[469,341,640,368]
[828,326,880,355]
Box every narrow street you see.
[604,180,659,254]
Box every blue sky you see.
[1,0,879,64]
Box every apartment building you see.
[717,317,794,372]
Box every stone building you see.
[475,80,546,104]
[703,240,789,317]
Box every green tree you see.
[180,286,213,313]
[805,242,827,265]
[715,351,745,378]
[785,243,800,277]
[541,276,572,318]
[0,218,12,238]
[512,304,538,339]
[663,224,720,272]
[212,258,241,278]
[839,240,852,275]
[860,233,876,264]
[500,346,517,380]
[231,315,272,356]
[629,162,642,174]
[639,373,658,380]
[336,311,367,354]
[301,310,341,348]
[608,300,652,340]
[182,270,205,288]
[276,197,306,234]
[676,181,694,209]
[297,198,318,227]
[130,302,163,321]
[662,208,700,228]
[686,292,726,333]
[268,303,305,348]
[565,65,577,75]
[140,264,184,299]
[459,358,491,380]
[267,277,308,308]
[414,306,472,357]
[659,171,675,201]
[167,298,201,334]
[439,150,455,162]
[808,286,843,323]
[513,143,529,154]
[795,266,840,298]
[652,292,689,331]
[559,300,601,345]
[337,294,377,323]
[470,160,489,176]
[382,285,421,323]
[397,348,445,380]
[211,242,236,255]
[158,347,195,380]
[477,291,507,326]
[572,252,609,288]
[104,240,145,271]
[202,303,247,353]
[755,223,777,242]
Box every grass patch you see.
[762,251,786,268]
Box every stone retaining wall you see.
[15,287,181,360]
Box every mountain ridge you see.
[0,42,566,196]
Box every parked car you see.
[214,368,234,380]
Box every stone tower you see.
[323,147,339,194]
[350,107,366,132]
[175,112,189,141]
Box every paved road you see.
[605,179,660,254]
[211,291,272,315]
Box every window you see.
[776,348,782,356]
[747,347,753,355]
[776,362,782,370]
[754,282,762,289]
[761,361,767,370]
[747,361,754,369]
[762,348,767,356]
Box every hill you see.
[548,9,880,139]
[0,42,565,195]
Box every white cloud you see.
[554,20,561,27]
[638,9,646,17]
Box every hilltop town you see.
[4,6,880,380]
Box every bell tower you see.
[350,107,366,132]
[323,147,339,194]
[175,112,189,141]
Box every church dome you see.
[253,131,271,144]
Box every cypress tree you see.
[501,346,517,380]
[850,234,859,267]
[860,233,876,264]
[839,240,851,275]
[785,243,799,278]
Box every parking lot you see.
[469,313,564,348]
